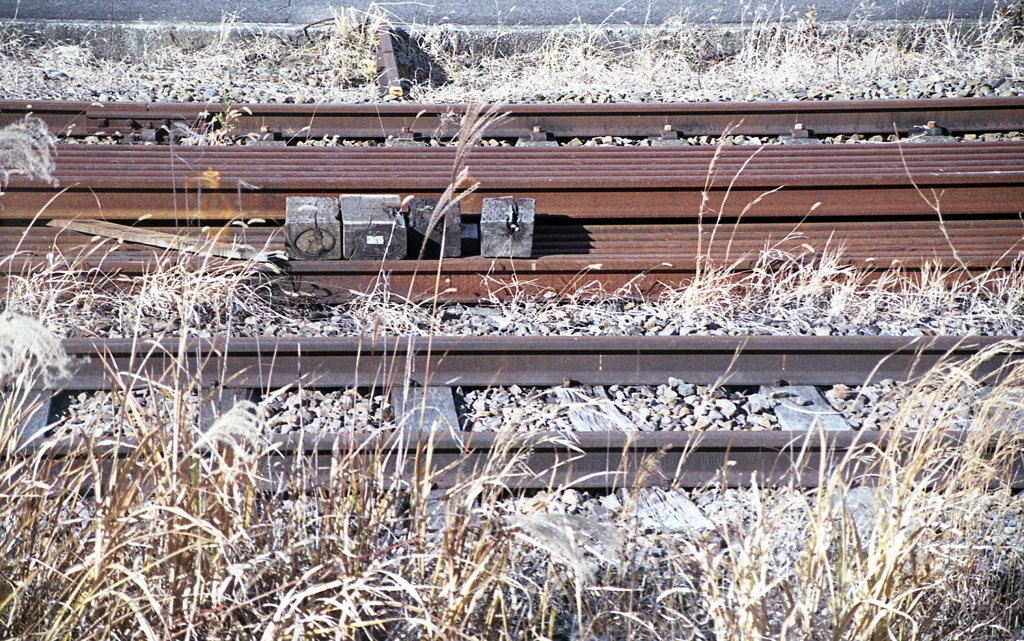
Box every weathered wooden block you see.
[408,198,461,259]
[480,196,535,258]
[339,194,407,260]
[285,196,341,260]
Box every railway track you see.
[2,112,1022,300]
[12,335,1024,491]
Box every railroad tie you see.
[632,487,715,534]
[2,389,52,441]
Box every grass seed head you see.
[0,115,56,192]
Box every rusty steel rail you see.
[376,24,404,98]
[13,430,1024,490]
[4,216,1022,302]
[2,97,1022,141]
[3,142,1023,220]
[1,135,1021,302]
[55,335,1024,390]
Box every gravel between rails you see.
[53,378,987,437]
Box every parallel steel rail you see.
[14,430,1022,490]
[3,97,1022,140]
[56,335,1024,389]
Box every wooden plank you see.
[285,196,341,260]
[480,196,534,258]
[46,219,282,262]
[633,488,715,533]
[339,195,407,260]
[199,388,258,433]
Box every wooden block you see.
[422,488,448,532]
[408,198,461,259]
[480,196,534,258]
[390,386,460,433]
[553,386,635,431]
[285,196,341,260]
[339,194,407,260]
[761,385,851,431]
[832,486,885,543]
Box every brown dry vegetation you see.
[1,310,1024,640]
[0,6,1022,104]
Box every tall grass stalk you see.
[1,317,1023,638]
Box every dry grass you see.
[6,242,1024,341]
[0,10,385,104]
[1,8,1021,105]
[1,23,1024,637]
[411,9,1024,103]
[1,244,281,339]
[0,116,55,192]
[1,312,1023,639]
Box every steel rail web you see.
[57,334,1024,389]
[12,335,1024,490]
[12,424,1024,491]
[2,97,1022,139]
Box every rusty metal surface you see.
[375,25,404,98]
[3,97,1022,139]
[4,214,1022,302]
[8,216,1021,257]
[262,430,1024,490]
[16,430,1024,490]
[2,142,1022,221]
[56,335,1023,390]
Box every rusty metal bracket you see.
[516,125,557,147]
[651,124,689,146]
[780,122,822,145]
[385,126,426,147]
[910,120,957,143]
[377,24,405,98]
